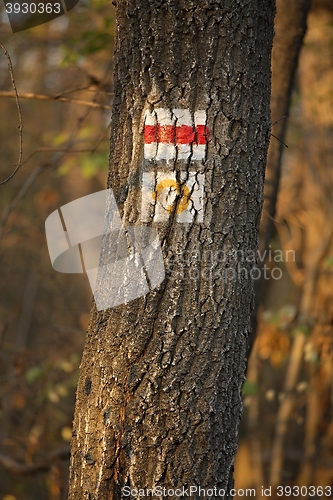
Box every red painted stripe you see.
[196,125,207,145]
[144,124,209,145]
[158,124,175,144]
[176,124,195,144]
[144,125,157,144]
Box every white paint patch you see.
[173,108,192,160]
[155,108,176,161]
[141,171,204,223]
[144,109,158,159]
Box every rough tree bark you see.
[68,2,275,499]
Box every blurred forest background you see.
[0,0,332,499]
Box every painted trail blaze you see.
[141,172,204,223]
[144,108,209,161]
[141,108,208,224]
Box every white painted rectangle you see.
[141,171,204,223]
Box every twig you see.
[0,118,110,243]
[0,445,70,474]
[0,65,113,241]
[272,115,287,126]
[270,133,289,148]
[0,91,112,110]
[262,209,284,226]
[54,85,91,97]
[0,44,23,186]
[274,214,305,286]
[54,85,113,97]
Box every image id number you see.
[5,3,61,14]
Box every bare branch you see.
[0,90,112,110]
[270,132,289,148]
[0,65,113,240]
[272,114,287,126]
[0,445,70,475]
[0,44,23,186]
[0,122,111,243]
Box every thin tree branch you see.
[0,445,70,475]
[54,85,114,97]
[54,85,91,96]
[270,133,289,148]
[0,122,110,243]
[0,91,112,110]
[0,44,23,186]
[272,115,287,126]
[0,65,113,241]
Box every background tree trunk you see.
[68,2,275,499]
[272,1,333,487]
[248,0,311,355]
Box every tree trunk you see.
[248,0,311,355]
[261,0,311,252]
[68,2,275,499]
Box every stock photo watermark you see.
[121,484,332,498]
[164,246,295,283]
[45,189,294,311]
[3,0,81,32]
[45,189,165,311]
